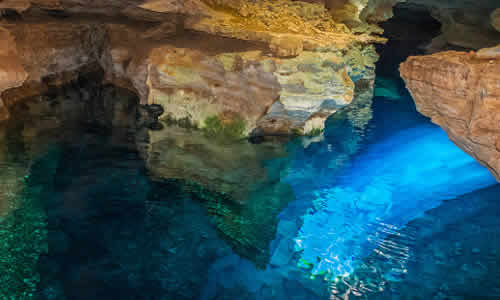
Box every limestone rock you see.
[100,16,378,135]
[400,49,500,181]
[360,0,399,23]
[430,8,500,50]
[359,0,500,50]
[0,0,31,13]
[476,45,500,59]
[184,0,386,51]
[0,21,106,121]
[0,27,27,121]
[0,0,384,135]
[269,36,304,58]
[147,46,281,134]
[491,8,500,32]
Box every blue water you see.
[292,118,496,279]
[1,73,500,299]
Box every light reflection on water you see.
[270,92,500,298]
[290,123,496,279]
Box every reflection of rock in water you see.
[142,125,296,267]
[326,78,374,156]
[285,78,375,190]
[0,70,146,300]
[0,127,22,216]
[143,124,290,202]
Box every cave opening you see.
[375,3,442,77]
[1,65,165,151]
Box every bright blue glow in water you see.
[2,62,500,299]
[292,123,497,278]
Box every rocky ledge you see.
[0,0,385,136]
[400,46,500,181]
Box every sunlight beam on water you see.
[292,123,497,279]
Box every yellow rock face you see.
[0,0,385,134]
[187,0,386,51]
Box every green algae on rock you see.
[202,114,247,141]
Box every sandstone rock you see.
[400,49,500,181]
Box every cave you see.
[0,1,499,300]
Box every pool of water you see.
[1,66,500,300]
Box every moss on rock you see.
[202,114,247,141]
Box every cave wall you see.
[0,0,385,136]
[361,0,500,50]
[1,0,499,138]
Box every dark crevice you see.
[3,66,162,144]
[375,3,442,77]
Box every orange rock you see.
[401,48,500,181]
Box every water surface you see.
[0,64,499,300]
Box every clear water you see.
[1,65,500,300]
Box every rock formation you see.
[400,47,500,181]
[0,0,385,136]
[346,0,500,51]
[492,8,500,32]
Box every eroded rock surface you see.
[356,0,500,51]
[0,20,106,121]
[0,0,385,135]
[491,8,500,32]
[400,48,500,181]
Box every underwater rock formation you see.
[401,48,500,181]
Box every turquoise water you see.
[1,65,500,299]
